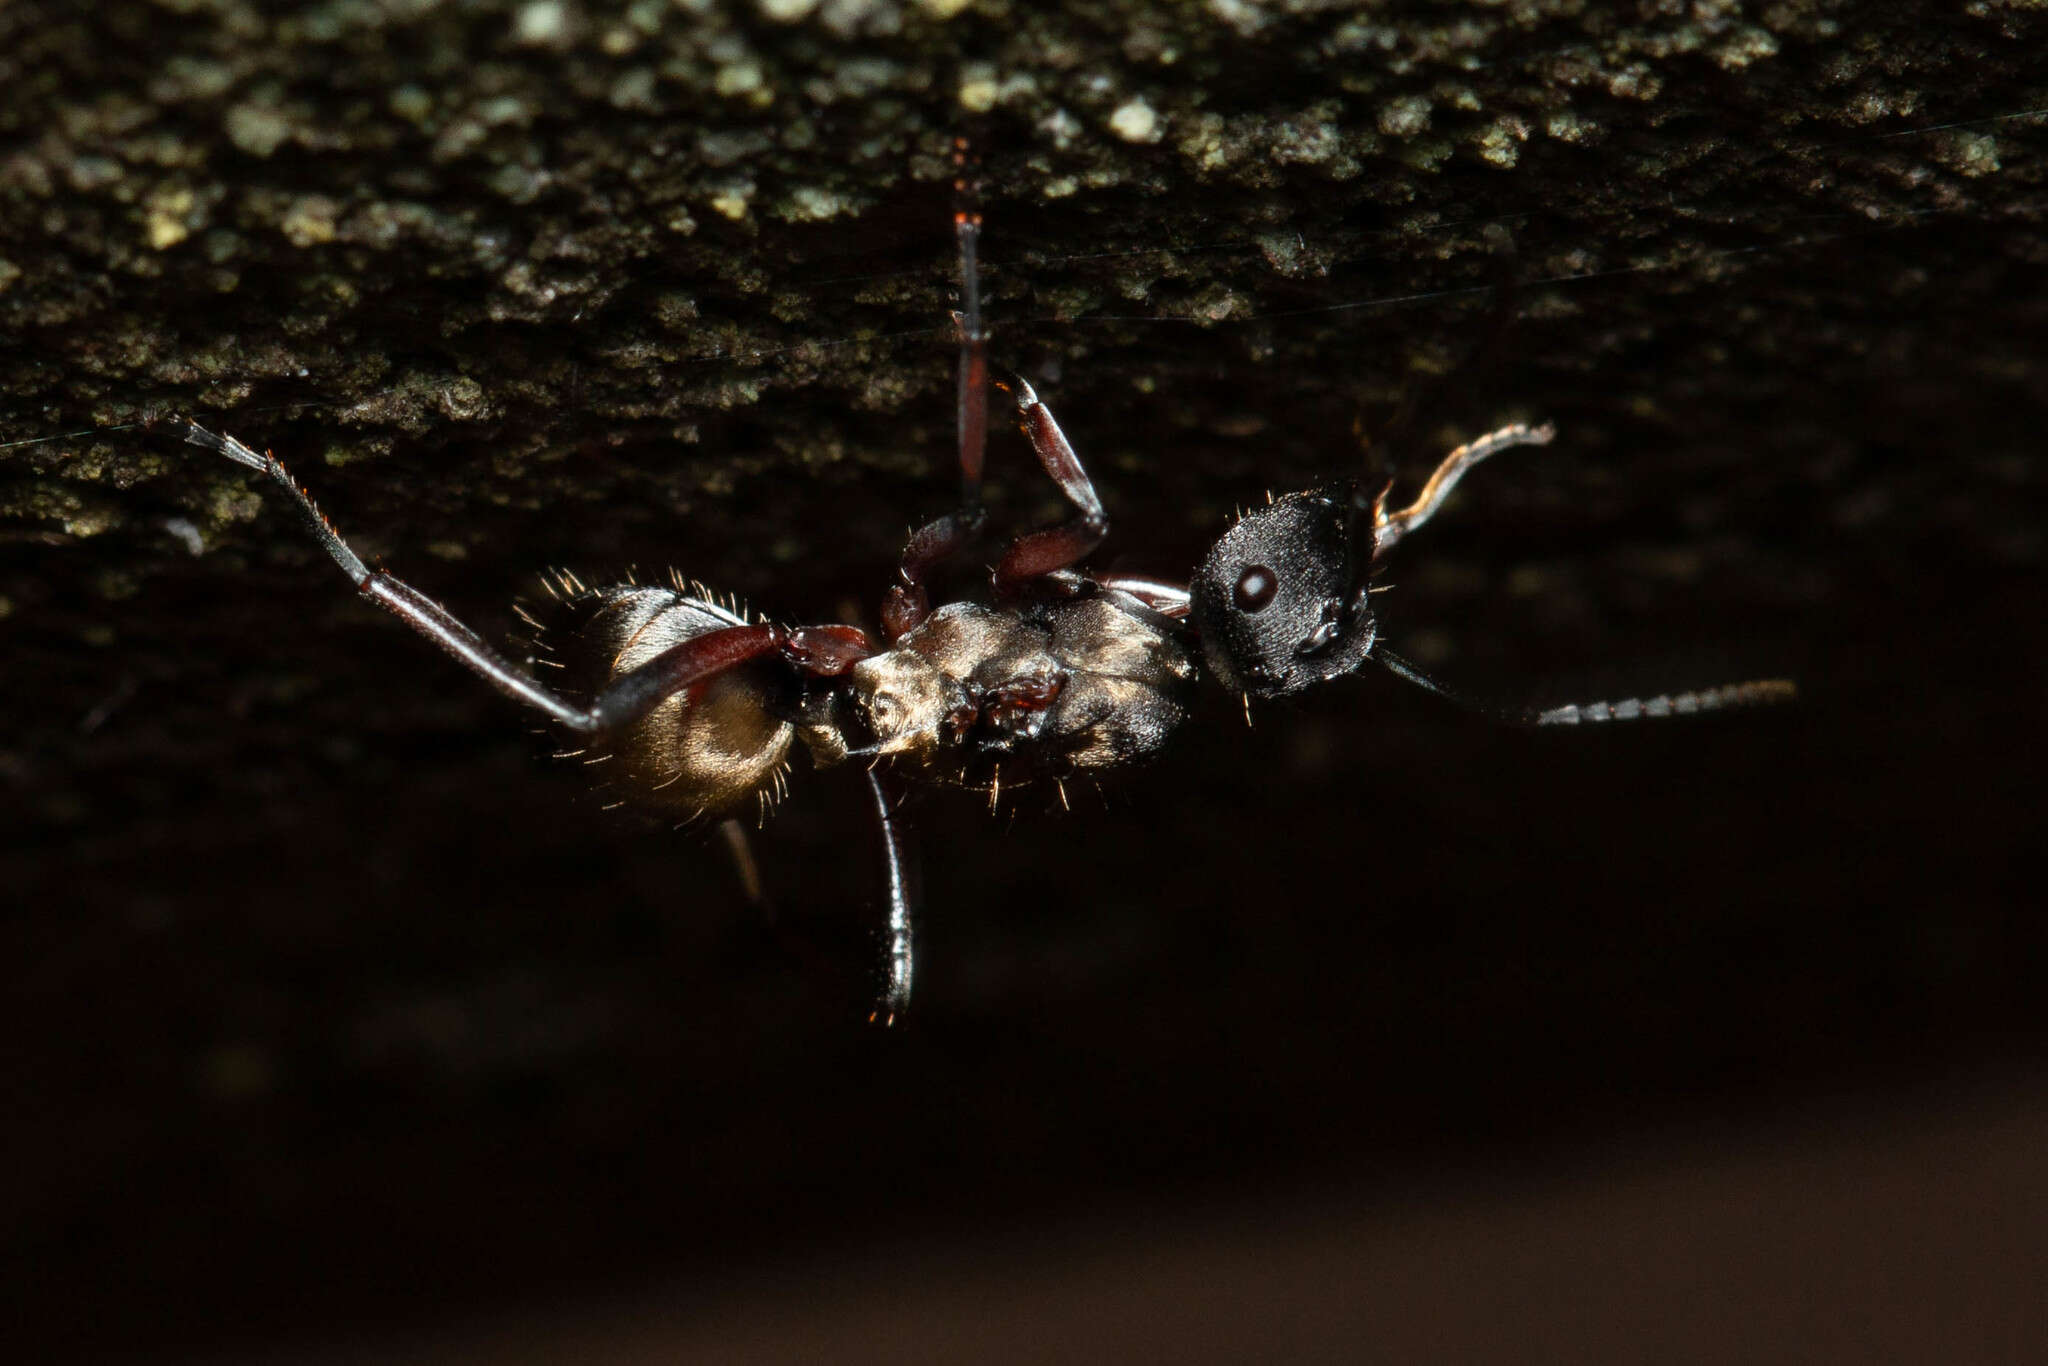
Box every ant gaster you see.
[165,150,1792,1024]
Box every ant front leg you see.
[993,377,1109,597]
[174,420,870,735]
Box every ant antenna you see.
[1374,645,1796,727]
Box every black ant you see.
[160,154,1792,1025]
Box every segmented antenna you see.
[1533,680,1796,724]
[1375,647,1796,727]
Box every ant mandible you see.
[165,145,1792,1024]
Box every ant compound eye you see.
[1232,565,1278,614]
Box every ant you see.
[161,150,1792,1025]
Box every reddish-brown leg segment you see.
[589,623,871,732]
[978,671,1067,736]
[994,377,1108,597]
[882,142,990,643]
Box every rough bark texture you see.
[3,1,2043,1358]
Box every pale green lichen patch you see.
[3,483,122,538]
[225,103,295,158]
[709,184,756,220]
[1378,95,1432,138]
[1108,98,1161,144]
[513,0,572,48]
[1712,27,1780,71]
[144,187,200,249]
[714,60,767,100]
[1934,131,2002,178]
[757,0,821,23]
[775,184,858,222]
[956,67,1000,113]
[1544,111,1597,145]
[279,196,340,247]
[1475,117,1528,168]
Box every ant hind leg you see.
[174,420,871,736]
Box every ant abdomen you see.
[545,580,797,823]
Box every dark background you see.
[2,2,2043,1360]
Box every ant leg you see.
[881,504,983,643]
[881,145,990,642]
[176,419,599,728]
[1089,572,1193,638]
[1096,574,1192,620]
[721,786,918,1026]
[1371,421,1556,559]
[585,622,869,732]
[865,768,919,1027]
[993,377,1109,596]
[176,419,871,735]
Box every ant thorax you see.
[822,597,1197,795]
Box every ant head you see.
[1191,487,1378,699]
